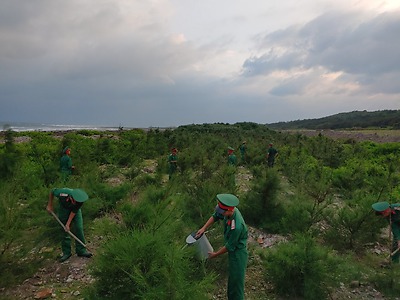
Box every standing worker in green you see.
[196,194,248,300]
[46,188,93,262]
[266,143,278,167]
[372,201,400,264]
[227,147,237,166]
[239,141,247,164]
[168,147,178,179]
[60,146,75,181]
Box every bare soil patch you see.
[284,129,400,143]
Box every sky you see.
[1,0,399,128]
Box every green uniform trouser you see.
[58,205,87,256]
[392,236,400,263]
[61,170,71,182]
[228,247,248,300]
[168,164,176,179]
[267,158,275,167]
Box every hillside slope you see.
[267,109,400,130]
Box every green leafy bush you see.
[88,228,214,299]
[0,130,21,179]
[280,195,316,234]
[263,233,334,299]
[241,169,282,231]
[323,196,381,252]
[90,183,132,213]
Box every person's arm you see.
[196,216,215,238]
[208,246,228,259]
[46,192,54,213]
[65,211,76,232]
[68,156,75,170]
[392,221,400,247]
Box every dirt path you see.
[1,255,94,299]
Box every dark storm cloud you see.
[304,11,400,75]
[0,0,216,126]
[1,1,398,127]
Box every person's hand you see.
[208,252,217,259]
[65,224,70,232]
[46,205,53,213]
[195,228,205,239]
[397,240,400,249]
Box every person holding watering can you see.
[196,194,248,300]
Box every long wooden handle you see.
[390,247,400,258]
[49,210,89,250]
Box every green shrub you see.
[90,183,132,213]
[241,169,282,231]
[369,266,400,297]
[143,185,167,204]
[263,233,334,299]
[280,195,316,234]
[134,174,159,188]
[120,198,156,230]
[0,190,23,259]
[0,130,21,179]
[88,229,214,299]
[323,194,383,252]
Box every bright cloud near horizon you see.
[1,0,399,128]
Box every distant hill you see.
[266,110,400,130]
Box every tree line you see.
[267,109,400,130]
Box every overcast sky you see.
[1,0,399,128]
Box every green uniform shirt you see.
[239,144,246,155]
[52,188,83,213]
[213,208,248,252]
[390,204,400,239]
[168,154,177,165]
[60,155,73,174]
[168,154,178,173]
[267,147,278,161]
[228,154,237,166]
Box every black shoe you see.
[77,251,93,258]
[59,253,72,262]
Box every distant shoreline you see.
[0,123,176,133]
[0,122,125,132]
[0,127,177,144]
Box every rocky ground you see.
[1,255,94,300]
[1,228,391,300]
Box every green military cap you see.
[71,189,89,202]
[372,201,390,212]
[216,194,239,207]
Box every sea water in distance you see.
[0,121,124,132]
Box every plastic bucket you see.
[185,232,214,260]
